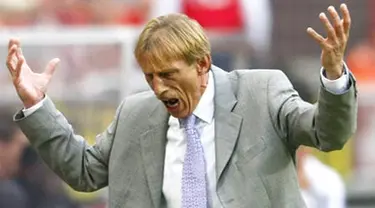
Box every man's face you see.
[142,58,210,118]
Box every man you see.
[297,146,346,208]
[6,4,357,208]
[0,111,29,208]
[0,111,29,181]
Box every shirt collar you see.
[192,70,214,124]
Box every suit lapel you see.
[140,102,169,208]
[211,66,243,182]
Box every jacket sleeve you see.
[267,69,358,151]
[14,97,124,192]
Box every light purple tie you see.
[181,114,208,208]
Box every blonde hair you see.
[134,13,211,71]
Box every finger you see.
[6,45,18,72]
[8,38,20,50]
[340,3,351,37]
[307,27,325,47]
[15,47,24,61]
[319,12,337,41]
[327,6,344,40]
[15,52,25,78]
[18,46,24,56]
[15,47,27,71]
[44,58,60,77]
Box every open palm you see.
[6,39,60,108]
[307,4,351,80]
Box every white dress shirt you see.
[23,68,350,208]
[163,71,220,208]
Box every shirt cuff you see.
[22,96,47,117]
[320,63,350,95]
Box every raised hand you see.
[307,4,351,80]
[6,39,60,108]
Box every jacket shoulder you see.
[229,69,287,80]
[227,69,288,90]
[118,90,159,118]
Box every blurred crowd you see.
[0,110,82,208]
[0,0,151,26]
[0,0,374,208]
[0,0,272,68]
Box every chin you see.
[170,110,190,119]
[170,112,184,119]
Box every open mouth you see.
[163,98,179,108]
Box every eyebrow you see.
[161,68,179,73]
[144,67,179,76]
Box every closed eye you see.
[159,72,174,79]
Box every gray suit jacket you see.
[14,66,357,208]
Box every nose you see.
[151,76,167,96]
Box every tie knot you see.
[182,114,197,128]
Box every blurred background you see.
[0,0,373,207]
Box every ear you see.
[197,55,211,76]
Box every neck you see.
[199,71,209,95]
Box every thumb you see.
[44,58,60,76]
